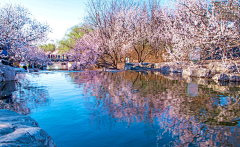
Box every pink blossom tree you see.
[70,29,103,69]
[0,3,51,62]
[84,0,139,68]
[26,46,50,66]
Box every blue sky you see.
[1,0,172,45]
[1,0,88,43]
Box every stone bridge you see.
[47,61,80,70]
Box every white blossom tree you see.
[75,0,240,68]
[162,0,240,62]
[0,3,51,62]
[78,0,137,68]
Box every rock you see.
[182,67,211,78]
[0,109,56,147]
[33,68,39,72]
[124,63,154,70]
[14,68,26,73]
[161,64,171,72]
[0,81,16,98]
[132,66,149,70]
[0,71,4,82]
[124,63,137,70]
[28,69,34,73]
[0,64,16,81]
[146,63,155,68]
[182,67,195,77]
[154,63,164,69]
[208,62,239,73]
[228,74,240,82]
[155,62,184,73]
[196,68,211,78]
[212,73,230,82]
[27,68,39,72]
[182,75,193,83]
[172,67,183,73]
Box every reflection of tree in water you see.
[0,73,50,115]
[70,71,240,146]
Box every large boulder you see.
[182,67,195,77]
[139,63,155,68]
[0,64,16,81]
[182,67,211,78]
[196,68,211,78]
[124,63,137,70]
[0,81,16,98]
[33,68,39,72]
[228,74,240,82]
[124,63,154,70]
[208,62,239,73]
[212,73,230,82]
[0,109,56,147]
[155,62,190,73]
[28,69,34,73]
[14,68,26,73]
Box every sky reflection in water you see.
[1,70,240,147]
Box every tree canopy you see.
[57,25,90,53]
[0,3,51,61]
[38,43,56,52]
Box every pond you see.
[1,70,240,146]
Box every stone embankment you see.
[0,62,42,82]
[124,61,240,82]
[0,109,56,146]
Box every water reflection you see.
[70,71,240,146]
[0,73,50,115]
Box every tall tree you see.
[0,3,51,61]
[85,0,137,68]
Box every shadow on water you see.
[0,73,51,115]
[69,70,240,146]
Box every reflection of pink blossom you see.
[70,70,240,146]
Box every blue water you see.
[3,71,240,146]
[20,72,172,147]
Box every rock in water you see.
[0,109,56,147]
[182,67,211,78]
[208,62,239,73]
[0,81,16,98]
[0,64,16,81]
[212,73,230,82]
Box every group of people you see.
[47,54,69,60]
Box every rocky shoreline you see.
[0,109,56,146]
[0,64,56,146]
[124,61,240,82]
